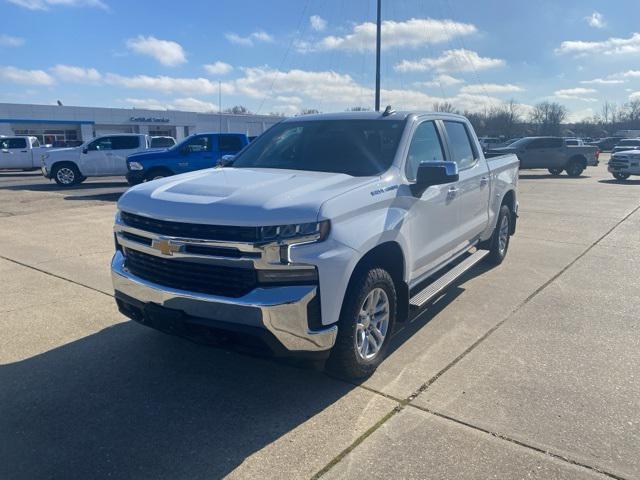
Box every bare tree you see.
[223,105,252,114]
[529,101,567,135]
[346,106,371,111]
[432,101,459,114]
[298,108,321,116]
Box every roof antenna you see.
[382,105,395,117]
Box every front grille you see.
[124,249,257,297]
[121,211,260,242]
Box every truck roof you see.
[280,110,469,123]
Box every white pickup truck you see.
[111,111,519,378]
[0,136,45,170]
[608,149,640,181]
[41,134,149,186]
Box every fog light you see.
[257,268,318,284]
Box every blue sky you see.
[1,0,639,120]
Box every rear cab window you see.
[111,136,140,150]
[443,121,477,170]
[218,135,244,152]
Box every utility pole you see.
[375,0,382,111]
[218,80,223,133]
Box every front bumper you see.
[111,251,337,354]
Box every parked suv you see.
[112,111,519,378]
[42,134,150,186]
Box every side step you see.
[409,249,489,308]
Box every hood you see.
[118,167,376,226]
[127,149,171,161]
[613,149,640,156]
[485,147,518,158]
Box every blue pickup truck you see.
[126,132,249,185]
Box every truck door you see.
[442,120,491,243]
[175,135,214,173]
[404,120,461,280]
[518,137,562,169]
[0,137,29,169]
[108,136,143,175]
[80,136,113,175]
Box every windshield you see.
[619,139,640,145]
[231,119,406,176]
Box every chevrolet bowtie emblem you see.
[152,238,181,256]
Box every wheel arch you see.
[501,189,517,235]
[347,241,409,323]
[568,154,587,167]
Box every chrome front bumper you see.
[111,251,337,353]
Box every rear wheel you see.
[565,160,585,177]
[327,267,396,380]
[482,204,511,266]
[52,163,84,186]
[613,172,630,181]
[548,168,563,176]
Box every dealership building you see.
[0,103,281,145]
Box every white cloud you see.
[395,49,505,73]
[585,12,605,29]
[7,0,107,10]
[225,31,273,46]
[554,87,598,102]
[51,64,101,82]
[125,97,218,113]
[415,74,464,88]
[0,65,55,85]
[619,70,640,78]
[126,36,187,67]
[203,61,233,75]
[302,18,476,52]
[0,34,25,47]
[309,15,327,32]
[105,73,234,96]
[580,77,624,85]
[630,91,640,101]
[567,108,596,122]
[556,32,640,56]
[460,83,523,94]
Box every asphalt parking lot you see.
[1,155,639,479]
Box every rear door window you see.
[1,138,27,149]
[443,121,477,170]
[218,135,244,151]
[111,136,140,150]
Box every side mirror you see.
[218,154,235,167]
[412,161,459,196]
[82,147,88,154]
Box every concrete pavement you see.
[1,158,639,479]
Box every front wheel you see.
[145,169,172,182]
[613,172,630,181]
[52,163,84,186]
[327,267,396,379]
[548,168,563,176]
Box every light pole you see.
[375,0,381,112]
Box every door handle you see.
[21,150,28,153]
[105,153,114,156]
[480,176,489,187]
[447,186,459,199]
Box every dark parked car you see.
[591,137,624,151]
[485,136,599,177]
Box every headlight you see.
[128,161,144,171]
[259,220,330,243]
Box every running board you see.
[409,249,489,308]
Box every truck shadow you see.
[598,179,640,185]
[518,173,589,180]
[0,322,355,479]
[63,192,124,202]
[0,181,129,192]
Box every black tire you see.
[481,205,511,266]
[326,267,397,380]
[52,163,83,186]
[565,160,585,177]
[548,168,563,176]
[145,168,172,182]
[127,177,143,186]
[613,172,630,181]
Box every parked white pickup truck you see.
[41,134,149,186]
[111,111,519,378]
[608,149,640,181]
[0,136,45,170]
